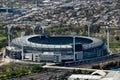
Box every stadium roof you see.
[12,35,104,50]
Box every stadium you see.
[5,34,109,63]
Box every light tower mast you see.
[35,0,38,8]
[105,25,111,54]
[31,25,36,34]
[7,25,12,46]
[71,32,76,61]
[21,31,25,60]
[86,21,91,37]
[41,20,46,33]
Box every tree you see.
[115,36,119,41]
[32,65,43,73]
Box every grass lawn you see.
[110,42,120,48]
[0,36,6,43]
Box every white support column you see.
[21,32,25,60]
[31,25,36,34]
[7,25,12,46]
[71,32,76,61]
[41,25,45,33]
[41,21,46,34]
[88,24,90,37]
[86,21,91,37]
[105,26,110,53]
[35,0,38,8]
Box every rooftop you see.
[68,74,102,80]
[68,70,120,80]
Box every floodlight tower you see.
[41,21,46,33]
[105,25,111,53]
[86,21,91,37]
[35,0,37,8]
[71,32,76,61]
[35,0,38,8]
[21,31,25,60]
[7,25,12,46]
[41,25,45,33]
[31,25,36,34]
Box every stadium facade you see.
[5,34,109,63]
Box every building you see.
[68,70,120,80]
[5,34,109,63]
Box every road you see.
[1,56,97,72]
[0,56,43,66]
[43,65,97,71]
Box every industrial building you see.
[5,34,109,63]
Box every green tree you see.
[32,65,43,72]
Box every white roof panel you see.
[69,74,102,79]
